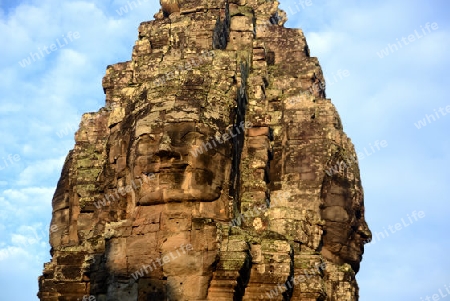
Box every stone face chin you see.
[38,1,371,300]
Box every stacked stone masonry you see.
[38,1,371,300]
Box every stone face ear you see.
[160,0,180,15]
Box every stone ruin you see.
[38,0,371,300]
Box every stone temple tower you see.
[38,0,371,300]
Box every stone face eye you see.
[169,130,197,147]
[136,134,160,156]
[180,131,205,146]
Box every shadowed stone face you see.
[132,121,227,205]
[321,175,371,273]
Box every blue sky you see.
[0,0,449,300]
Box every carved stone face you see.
[132,121,227,205]
[321,176,371,273]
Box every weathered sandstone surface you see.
[38,1,371,300]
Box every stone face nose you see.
[160,0,180,15]
[358,221,372,243]
[157,132,174,152]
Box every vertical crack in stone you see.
[212,0,230,49]
[230,60,249,224]
[262,128,274,215]
[233,249,252,301]
[282,247,295,301]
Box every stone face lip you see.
[38,1,371,300]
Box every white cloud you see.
[0,245,30,261]
[17,157,65,186]
[10,224,48,249]
[0,102,23,114]
[0,187,55,227]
